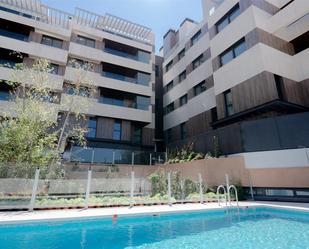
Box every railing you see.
[104,47,139,61]
[0,164,223,211]
[102,71,137,84]
[0,29,29,41]
[67,146,166,166]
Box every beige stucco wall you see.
[65,157,309,188]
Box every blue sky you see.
[42,0,203,52]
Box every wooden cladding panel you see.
[121,120,131,141]
[231,71,278,113]
[97,117,114,139]
[187,110,213,137]
[216,94,226,120]
[283,78,306,106]
[142,128,154,146]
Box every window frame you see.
[220,38,246,66]
[194,80,207,96]
[178,48,185,61]
[216,4,240,33]
[166,81,174,93]
[165,102,174,115]
[86,117,97,138]
[76,35,96,48]
[179,94,188,107]
[178,70,187,83]
[192,54,204,70]
[41,35,63,49]
[191,30,202,46]
[165,60,173,72]
[113,120,122,140]
[224,90,234,117]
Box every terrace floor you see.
[1,201,309,224]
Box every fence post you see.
[84,168,92,209]
[29,168,40,212]
[112,151,115,165]
[225,174,231,205]
[167,172,172,206]
[130,171,135,208]
[91,148,95,164]
[131,152,135,166]
[198,173,203,204]
[149,153,152,166]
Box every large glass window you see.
[179,94,187,106]
[220,39,246,66]
[178,70,186,83]
[178,49,185,60]
[180,122,187,140]
[166,60,173,72]
[216,4,240,33]
[224,90,234,116]
[113,120,122,140]
[194,81,207,96]
[136,96,150,110]
[165,102,174,115]
[191,30,202,46]
[165,81,174,92]
[41,35,63,49]
[76,35,95,48]
[87,117,97,138]
[133,126,142,144]
[192,54,204,70]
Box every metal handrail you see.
[216,185,227,207]
[228,185,239,208]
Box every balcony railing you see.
[0,59,18,68]
[102,71,137,84]
[104,47,150,64]
[0,29,29,41]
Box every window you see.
[65,85,91,97]
[216,4,240,33]
[87,117,97,138]
[191,30,202,46]
[166,81,174,92]
[167,129,172,143]
[0,83,11,100]
[178,70,186,83]
[180,123,187,140]
[178,49,185,60]
[179,94,187,106]
[224,90,234,116]
[155,65,159,77]
[133,126,142,144]
[274,74,285,100]
[113,120,122,140]
[211,107,218,122]
[192,54,204,70]
[166,60,173,72]
[220,39,246,66]
[136,96,150,110]
[194,81,207,96]
[41,35,63,49]
[76,35,95,48]
[165,102,174,114]
[50,63,59,75]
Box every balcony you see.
[69,42,152,73]
[60,94,152,123]
[64,67,152,97]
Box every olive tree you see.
[0,57,96,178]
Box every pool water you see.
[0,207,309,249]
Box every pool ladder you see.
[216,185,239,212]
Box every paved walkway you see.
[0,201,308,224]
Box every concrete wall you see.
[65,155,309,188]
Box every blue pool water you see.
[0,207,309,249]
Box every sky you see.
[42,0,203,52]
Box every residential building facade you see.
[162,0,309,155]
[0,0,157,164]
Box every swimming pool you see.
[0,206,308,249]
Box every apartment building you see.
[162,0,309,155]
[0,0,157,164]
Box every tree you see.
[0,56,96,178]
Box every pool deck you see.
[0,201,309,224]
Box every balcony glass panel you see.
[0,29,28,41]
[104,47,138,61]
[0,59,17,68]
[102,71,137,84]
[137,72,150,86]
